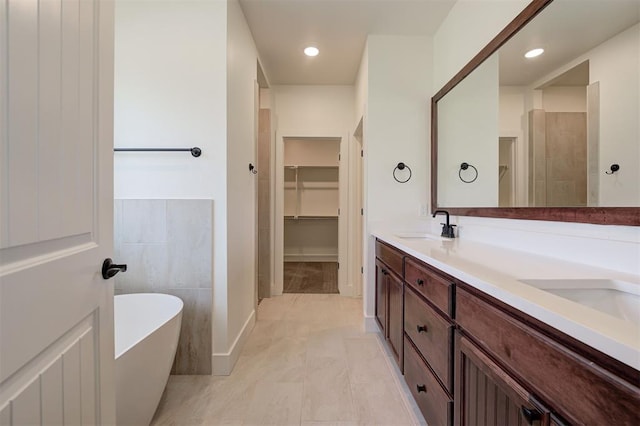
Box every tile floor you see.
[151,294,424,425]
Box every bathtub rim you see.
[114,292,184,360]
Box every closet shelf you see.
[284,165,338,169]
[285,215,338,220]
[284,183,338,189]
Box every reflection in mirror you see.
[436,0,639,209]
[438,56,499,207]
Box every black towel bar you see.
[114,147,202,157]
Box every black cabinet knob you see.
[102,258,127,280]
[416,278,424,286]
[381,268,389,276]
[521,406,542,425]
[417,325,428,333]
[416,384,427,393]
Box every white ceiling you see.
[499,0,640,86]
[239,0,457,86]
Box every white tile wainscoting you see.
[114,199,213,374]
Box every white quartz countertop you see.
[372,230,640,371]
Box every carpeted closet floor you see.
[283,262,338,294]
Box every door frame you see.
[351,117,364,297]
[498,136,517,207]
[274,129,351,296]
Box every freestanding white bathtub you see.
[115,293,183,426]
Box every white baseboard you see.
[364,315,381,333]
[211,309,256,376]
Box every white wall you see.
[114,0,261,375]
[363,35,432,322]
[114,0,227,200]
[354,44,369,125]
[114,0,229,365]
[366,35,432,225]
[224,0,258,371]
[438,54,499,207]
[588,24,639,206]
[432,0,639,275]
[274,85,355,133]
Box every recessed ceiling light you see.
[524,48,544,59]
[304,46,319,57]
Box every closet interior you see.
[283,137,341,293]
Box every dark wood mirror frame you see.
[431,0,639,226]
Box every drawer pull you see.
[416,278,424,286]
[521,406,542,425]
[416,384,427,393]
[382,268,389,276]
[416,325,428,333]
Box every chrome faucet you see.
[432,210,456,238]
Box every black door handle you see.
[102,258,127,279]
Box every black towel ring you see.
[393,162,412,183]
[459,162,478,183]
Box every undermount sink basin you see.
[519,279,640,324]
[394,232,448,241]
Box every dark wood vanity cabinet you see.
[375,240,404,368]
[455,333,554,426]
[373,238,640,426]
[456,285,640,426]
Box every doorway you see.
[256,63,272,302]
[275,133,349,296]
[283,137,340,294]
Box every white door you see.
[0,0,115,424]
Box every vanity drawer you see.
[375,239,403,277]
[404,285,453,393]
[404,257,454,317]
[404,336,453,426]
[456,287,640,425]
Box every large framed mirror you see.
[431,0,639,225]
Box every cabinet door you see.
[455,334,551,426]
[387,272,404,369]
[375,259,388,335]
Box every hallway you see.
[151,294,419,425]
